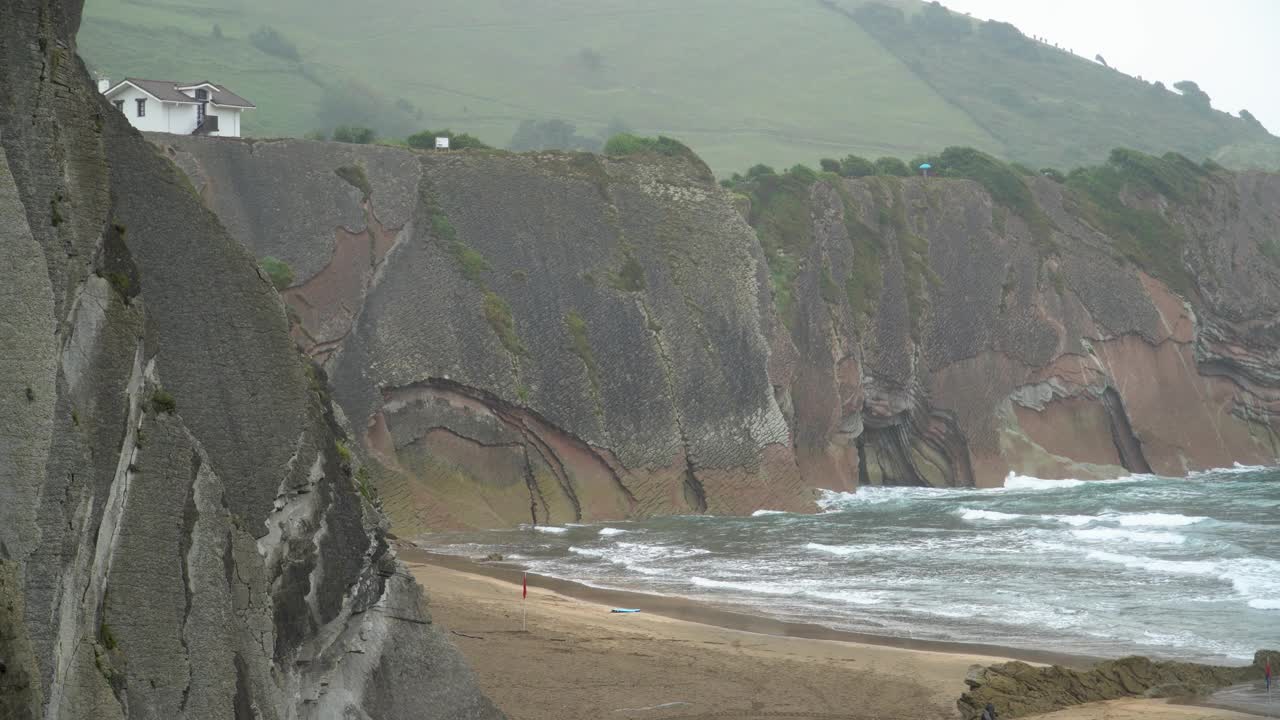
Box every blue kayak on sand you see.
[610,608,641,613]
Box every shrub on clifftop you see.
[332,125,377,144]
[407,129,491,150]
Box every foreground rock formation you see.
[154,134,1280,531]
[0,1,501,717]
[958,650,1276,719]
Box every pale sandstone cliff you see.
[0,1,501,717]
[154,134,1280,533]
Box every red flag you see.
[522,572,527,599]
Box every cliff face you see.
[0,2,501,718]
[154,136,1280,532]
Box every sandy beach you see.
[404,549,1258,720]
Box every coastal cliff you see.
[153,136,1280,532]
[0,1,501,717]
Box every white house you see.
[100,78,254,138]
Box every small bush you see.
[602,133,694,159]
[355,466,375,502]
[106,272,131,300]
[304,129,327,141]
[746,164,776,179]
[609,255,646,292]
[787,164,818,183]
[483,291,525,356]
[334,165,372,199]
[332,125,376,144]
[259,257,294,290]
[248,25,300,61]
[1040,168,1066,183]
[335,440,352,467]
[839,155,877,178]
[151,389,176,415]
[1260,238,1280,264]
[564,311,599,388]
[874,157,911,177]
[100,622,118,650]
[819,158,841,173]
[450,242,491,283]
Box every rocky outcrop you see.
[156,134,1280,530]
[957,650,1273,719]
[0,1,501,718]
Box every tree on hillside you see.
[1173,80,1212,109]
[852,2,906,31]
[315,79,419,139]
[248,25,300,61]
[332,125,376,144]
[913,1,971,40]
[508,119,601,152]
[979,20,1037,59]
[1094,54,1108,67]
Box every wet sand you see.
[405,549,1261,720]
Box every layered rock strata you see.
[0,1,501,717]
[156,134,1280,531]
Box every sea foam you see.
[1070,527,1186,544]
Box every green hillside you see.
[78,0,1279,174]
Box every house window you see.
[113,99,124,113]
[195,89,209,100]
[136,98,146,117]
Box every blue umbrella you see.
[919,163,932,170]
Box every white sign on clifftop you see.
[435,137,450,149]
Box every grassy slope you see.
[79,0,998,171]
[79,0,1279,173]
[839,0,1279,170]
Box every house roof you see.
[105,78,255,109]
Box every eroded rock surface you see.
[159,133,1280,530]
[957,650,1273,719]
[0,1,501,717]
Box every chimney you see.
[97,77,111,94]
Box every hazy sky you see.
[941,0,1280,135]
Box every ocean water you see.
[418,465,1280,664]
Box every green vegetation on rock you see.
[258,256,295,290]
[564,311,600,392]
[150,389,176,415]
[334,165,372,199]
[1066,149,1207,294]
[335,440,352,467]
[105,272,132,301]
[609,255,647,292]
[483,291,525,356]
[915,147,1054,250]
[724,169,815,322]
